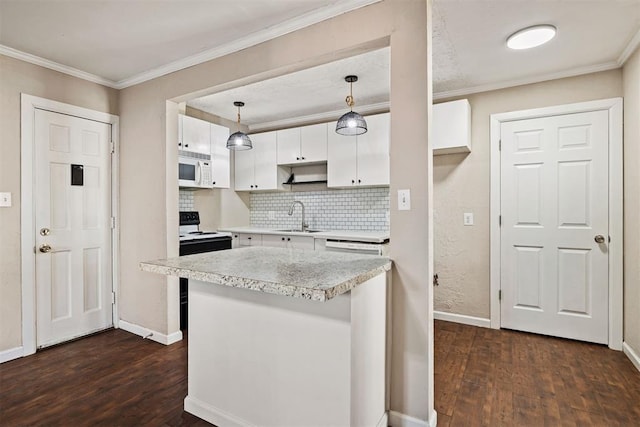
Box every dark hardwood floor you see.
[435,320,640,426]
[1,321,639,426]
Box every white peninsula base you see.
[184,272,389,427]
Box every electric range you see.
[179,211,232,329]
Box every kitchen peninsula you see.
[140,246,392,427]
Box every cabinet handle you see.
[287,238,291,241]
[250,185,254,188]
[281,237,285,241]
[297,157,300,160]
[358,179,361,184]
[301,157,305,160]
[185,144,189,148]
[255,184,258,188]
[178,142,182,147]
[248,237,252,240]
[234,235,238,238]
[212,181,216,185]
[352,179,355,184]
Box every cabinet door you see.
[261,234,288,248]
[276,128,301,165]
[300,123,328,163]
[433,99,471,155]
[210,123,230,188]
[253,131,278,190]
[287,236,315,250]
[356,113,390,186]
[234,149,254,191]
[327,121,358,187]
[178,114,184,149]
[181,115,211,155]
[231,234,240,249]
[238,233,262,247]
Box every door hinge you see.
[499,139,501,151]
[499,215,502,226]
[499,290,502,301]
[433,273,439,286]
[110,217,116,229]
[111,292,116,305]
[110,141,115,154]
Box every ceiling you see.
[1,0,638,128]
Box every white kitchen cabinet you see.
[238,233,262,247]
[262,234,315,250]
[210,123,230,188]
[235,131,288,191]
[433,99,471,155]
[277,123,328,165]
[327,112,390,188]
[179,114,211,155]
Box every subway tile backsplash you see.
[251,187,390,231]
[179,189,195,211]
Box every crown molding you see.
[617,27,640,66]
[0,44,118,88]
[433,61,620,100]
[248,101,389,132]
[113,0,381,89]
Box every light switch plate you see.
[398,189,411,211]
[463,212,474,226]
[0,192,11,207]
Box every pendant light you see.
[226,101,252,150]
[335,75,367,136]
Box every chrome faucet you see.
[288,200,309,231]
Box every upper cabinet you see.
[210,122,230,188]
[277,123,328,165]
[179,115,211,155]
[235,131,288,192]
[178,114,230,189]
[432,99,471,155]
[327,112,390,188]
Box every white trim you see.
[118,320,183,346]
[20,94,120,356]
[185,395,254,427]
[1,45,117,88]
[0,346,24,364]
[249,101,390,132]
[376,412,389,427]
[388,410,437,427]
[623,342,640,373]
[489,97,624,350]
[617,28,640,66]
[433,311,491,328]
[434,61,619,101]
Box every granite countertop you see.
[218,227,390,243]
[140,246,391,302]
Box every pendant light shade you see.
[335,75,367,136]
[226,101,252,150]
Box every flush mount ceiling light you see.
[335,75,368,136]
[507,25,557,50]
[226,101,252,150]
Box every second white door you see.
[500,110,609,344]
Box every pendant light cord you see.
[345,81,355,111]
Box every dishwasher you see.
[324,239,389,256]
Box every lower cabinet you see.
[232,233,262,248]
[262,234,315,250]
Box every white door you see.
[500,110,609,344]
[35,109,113,348]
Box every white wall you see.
[433,69,624,318]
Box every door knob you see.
[39,244,52,253]
[594,235,606,244]
[40,228,50,236]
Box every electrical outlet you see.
[463,212,474,226]
[398,189,411,211]
[0,192,11,207]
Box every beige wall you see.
[118,0,434,421]
[433,69,624,318]
[0,55,119,352]
[623,47,640,355]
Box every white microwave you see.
[178,155,213,188]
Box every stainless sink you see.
[275,229,323,233]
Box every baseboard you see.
[623,341,640,373]
[185,395,252,427]
[118,320,183,345]
[376,412,389,427]
[0,346,24,364]
[389,410,437,427]
[434,311,491,328]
